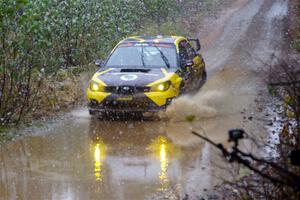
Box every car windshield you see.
[105,43,177,68]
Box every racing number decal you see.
[120,74,138,81]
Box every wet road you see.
[0,0,289,199]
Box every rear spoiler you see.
[188,38,201,51]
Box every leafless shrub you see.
[193,129,300,200]
[268,59,300,147]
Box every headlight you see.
[151,81,171,92]
[89,81,103,91]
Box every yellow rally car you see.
[86,36,206,115]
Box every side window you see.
[179,40,189,61]
[186,43,196,60]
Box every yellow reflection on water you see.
[93,140,107,181]
[149,136,173,191]
[159,143,168,182]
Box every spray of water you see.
[163,90,226,122]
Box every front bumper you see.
[88,92,173,112]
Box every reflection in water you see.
[87,121,189,199]
[94,144,102,181]
[149,136,173,192]
[159,143,169,189]
[93,139,107,181]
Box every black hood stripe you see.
[96,68,170,86]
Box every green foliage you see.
[0,0,181,70]
[0,0,182,126]
[141,20,189,36]
[293,39,300,52]
[291,27,300,52]
[268,85,277,96]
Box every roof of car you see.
[120,36,186,44]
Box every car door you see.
[179,40,194,91]
[185,41,205,88]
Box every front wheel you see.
[180,81,186,95]
[89,109,97,116]
[202,70,207,82]
[89,109,105,120]
[198,70,207,88]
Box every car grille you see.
[102,99,152,110]
[105,86,150,95]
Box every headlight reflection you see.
[93,141,107,181]
[159,143,168,183]
[149,136,172,190]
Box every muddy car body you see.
[86,36,206,115]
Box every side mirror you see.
[188,38,201,51]
[95,59,104,67]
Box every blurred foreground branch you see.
[191,130,300,197]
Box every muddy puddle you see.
[0,109,218,200]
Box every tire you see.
[89,109,105,120]
[180,82,186,95]
[202,70,207,82]
[198,70,207,88]
[89,109,97,115]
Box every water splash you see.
[163,90,226,122]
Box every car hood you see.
[94,68,177,86]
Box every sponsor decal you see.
[120,74,138,81]
[117,97,133,101]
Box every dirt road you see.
[0,0,289,199]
